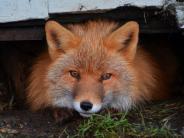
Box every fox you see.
[26,20,177,118]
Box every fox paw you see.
[53,108,74,123]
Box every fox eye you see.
[69,70,80,79]
[101,73,112,81]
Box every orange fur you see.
[27,20,175,114]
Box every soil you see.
[0,97,184,137]
[0,109,83,138]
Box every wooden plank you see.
[0,0,165,23]
[0,0,48,23]
[48,0,164,13]
[0,0,183,29]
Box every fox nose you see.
[80,101,93,111]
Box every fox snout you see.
[71,75,104,117]
[73,88,103,117]
[73,101,102,117]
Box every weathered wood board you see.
[48,0,164,13]
[0,0,166,23]
[0,0,184,29]
[0,0,48,23]
[0,0,183,41]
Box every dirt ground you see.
[0,109,81,137]
[0,98,184,137]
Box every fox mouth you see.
[79,112,93,117]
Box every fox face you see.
[47,43,136,117]
[43,20,140,117]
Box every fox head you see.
[44,20,140,117]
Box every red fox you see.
[27,20,176,118]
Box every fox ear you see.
[45,21,79,60]
[105,21,139,61]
